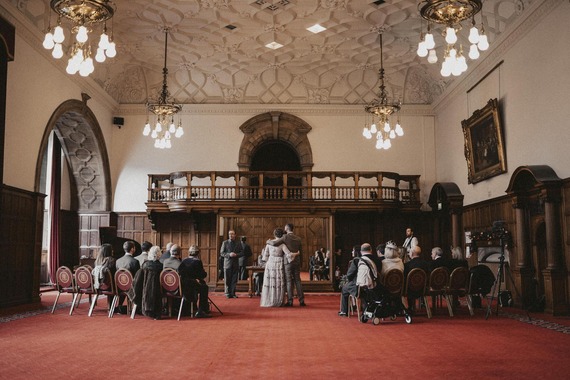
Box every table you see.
[246,266,265,297]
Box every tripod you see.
[485,235,530,320]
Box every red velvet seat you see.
[70,266,97,316]
[51,266,76,314]
[160,268,188,321]
[402,268,429,315]
[89,270,116,317]
[427,266,450,318]
[445,266,470,317]
[110,268,134,318]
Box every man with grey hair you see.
[178,245,211,318]
[163,244,182,270]
[159,242,174,263]
[429,246,448,271]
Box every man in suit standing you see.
[268,223,306,307]
[219,230,243,298]
[239,236,253,280]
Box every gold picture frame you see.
[462,98,507,184]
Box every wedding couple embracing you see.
[260,223,306,308]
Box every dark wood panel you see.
[0,185,45,308]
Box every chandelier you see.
[417,0,488,77]
[362,33,403,150]
[42,0,117,77]
[142,28,184,149]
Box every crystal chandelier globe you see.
[363,32,403,150]
[42,0,117,77]
[416,0,489,77]
[142,27,184,149]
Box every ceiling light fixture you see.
[363,32,403,150]
[43,0,116,77]
[417,0,488,77]
[142,27,184,149]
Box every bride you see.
[260,228,298,307]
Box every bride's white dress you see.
[260,243,289,307]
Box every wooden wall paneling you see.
[78,212,117,259]
[116,213,155,247]
[60,210,79,267]
[0,185,44,308]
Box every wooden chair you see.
[110,268,134,318]
[444,266,470,317]
[160,268,188,321]
[70,266,97,315]
[402,268,429,316]
[88,270,116,317]
[382,268,405,297]
[427,266,450,318]
[51,266,76,314]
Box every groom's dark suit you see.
[273,231,305,305]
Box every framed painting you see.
[462,98,507,184]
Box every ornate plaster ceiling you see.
[12,0,528,106]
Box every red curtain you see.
[48,137,61,284]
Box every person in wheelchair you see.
[338,243,383,317]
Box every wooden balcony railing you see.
[146,171,421,212]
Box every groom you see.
[267,223,306,307]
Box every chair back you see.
[74,266,94,291]
[449,267,469,291]
[383,268,404,295]
[405,268,428,297]
[429,267,449,291]
[99,270,115,295]
[55,266,74,290]
[160,268,183,296]
[115,268,134,293]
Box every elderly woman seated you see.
[130,246,163,319]
[380,241,404,280]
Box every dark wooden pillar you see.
[511,196,535,308]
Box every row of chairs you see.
[51,266,201,320]
[349,265,494,319]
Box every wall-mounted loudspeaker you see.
[113,117,124,128]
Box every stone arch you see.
[34,94,112,211]
[237,111,313,171]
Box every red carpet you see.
[0,291,569,379]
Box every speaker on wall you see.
[113,117,124,127]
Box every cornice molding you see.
[0,2,118,111]
[117,103,435,117]
[433,0,560,112]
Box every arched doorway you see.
[35,95,112,283]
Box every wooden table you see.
[246,266,265,297]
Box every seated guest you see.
[449,246,469,271]
[178,245,211,318]
[403,246,430,311]
[404,246,430,278]
[139,246,163,319]
[309,250,324,281]
[93,243,116,290]
[135,240,152,267]
[159,242,173,263]
[381,241,404,280]
[376,243,386,260]
[429,247,450,271]
[253,250,266,296]
[92,243,116,310]
[115,240,140,313]
[338,243,383,317]
[163,244,182,270]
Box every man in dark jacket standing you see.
[239,236,253,280]
[220,230,243,298]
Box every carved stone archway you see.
[34,94,112,212]
[237,111,313,171]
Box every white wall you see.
[434,1,570,205]
[4,31,116,194]
[111,106,436,212]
